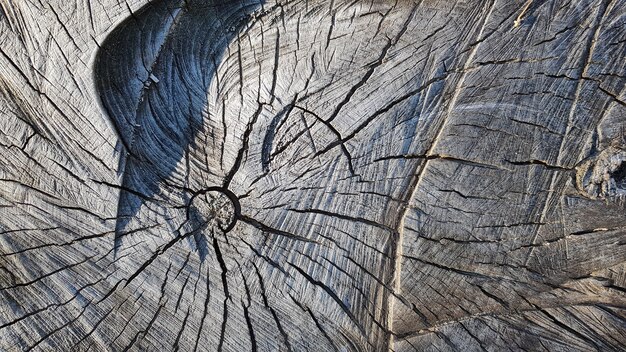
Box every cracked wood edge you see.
[0,0,626,351]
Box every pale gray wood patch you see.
[0,0,625,351]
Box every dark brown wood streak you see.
[0,0,625,351]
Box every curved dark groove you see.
[261,101,295,172]
[94,0,263,253]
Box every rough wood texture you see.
[1,0,626,351]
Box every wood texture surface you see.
[1,0,625,351]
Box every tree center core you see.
[190,188,239,232]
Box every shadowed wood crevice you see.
[1,0,626,351]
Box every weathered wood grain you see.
[0,0,625,351]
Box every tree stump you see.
[1,0,625,350]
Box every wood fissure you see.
[2,0,626,351]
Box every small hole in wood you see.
[612,161,626,190]
[577,148,626,199]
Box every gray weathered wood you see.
[1,0,625,351]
